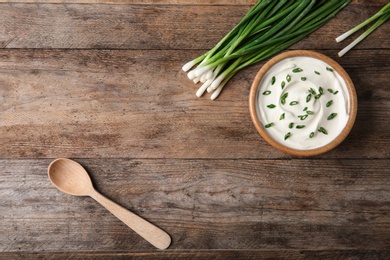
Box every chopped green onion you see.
[263,90,272,95]
[292,68,303,73]
[279,113,285,120]
[265,122,274,128]
[309,88,316,95]
[327,113,337,120]
[267,104,276,109]
[286,74,291,82]
[281,92,288,105]
[326,67,334,72]
[299,115,308,120]
[306,110,314,115]
[306,94,312,103]
[318,127,328,135]
[309,132,315,138]
[284,132,291,140]
[326,100,333,107]
[290,101,299,106]
[281,81,286,89]
[314,71,320,75]
[296,125,305,129]
[271,76,276,85]
[301,77,307,81]
[289,122,294,129]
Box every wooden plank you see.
[1,159,389,251]
[1,250,390,260]
[0,49,388,159]
[0,3,389,49]
[0,1,259,4]
[0,1,388,258]
[0,0,388,5]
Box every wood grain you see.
[0,49,388,159]
[1,0,261,4]
[0,0,388,4]
[1,159,389,251]
[0,3,389,49]
[1,250,390,260]
[0,0,389,258]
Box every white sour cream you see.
[256,56,350,150]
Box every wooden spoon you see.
[47,158,171,250]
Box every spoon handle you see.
[89,189,171,250]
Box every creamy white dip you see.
[256,56,350,150]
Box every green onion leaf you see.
[263,90,271,95]
[183,0,352,99]
[290,101,299,106]
[326,100,333,107]
[284,132,291,140]
[265,122,274,128]
[267,104,276,109]
[296,125,305,129]
[309,132,315,138]
[289,122,294,129]
[336,3,390,57]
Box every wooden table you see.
[1,0,389,259]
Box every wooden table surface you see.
[0,0,389,259]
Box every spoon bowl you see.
[48,158,171,250]
[48,158,93,196]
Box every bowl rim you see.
[249,50,358,157]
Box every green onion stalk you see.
[182,0,351,100]
[336,2,390,57]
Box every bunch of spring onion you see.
[182,0,351,100]
[336,2,390,57]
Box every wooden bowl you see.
[249,50,357,156]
